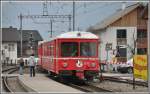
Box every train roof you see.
[38,31,99,45]
[38,40,47,45]
[54,31,99,39]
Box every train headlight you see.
[76,60,83,67]
[62,62,68,68]
[91,62,96,68]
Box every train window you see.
[80,42,96,57]
[61,42,78,57]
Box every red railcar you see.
[38,31,100,80]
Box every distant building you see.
[18,30,43,57]
[2,26,43,64]
[2,27,20,64]
[87,3,148,63]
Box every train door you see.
[38,44,43,66]
[49,42,55,72]
[42,43,46,69]
[54,39,59,74]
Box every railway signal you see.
[28,32,34,48]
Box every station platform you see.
[18,74,83,93]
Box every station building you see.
[87,3,148,64]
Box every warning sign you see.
[133,55,147,80]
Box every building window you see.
[4,45,7,49]
[117,29,127,45]
[116,47,127,57]
[2,50,5,55]
[8,44,15,51]
[137,29,147,38]
[137,48,147,55]
[117,29,127,38]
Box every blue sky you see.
[2,1,139,40]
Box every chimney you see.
[9,26,13,29]
[9,26,13,31]
[9,26,17,32]
[122,2,126,10]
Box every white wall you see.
[98,28,116,62]
[126,27,137,60]
[2,42,17,64]
[96,27,137,62]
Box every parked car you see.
[117,58,133,73]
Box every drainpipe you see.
[148,2,150,93]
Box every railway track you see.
[2,66,28,93]
[68,82,112,92]
[103,76,148,87]
[47,75,112,92]
[2,66,18,73]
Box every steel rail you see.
[2,67,18,73]
[103,76,148,87]
[2,76,13,92]
[68,83,113,92]
[2,67,27,92]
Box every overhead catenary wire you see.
[68,2,99,14]
[5,1,131,38]
[75,2,115,16]
[16,1,72,37]
[31,17,70,24]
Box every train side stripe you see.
[41,56,99,60]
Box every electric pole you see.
[148,2,150,93]
[19,14,72,38]
[43,0,48,16]
[73,0,75,31]
[19,13,23,57]
[50,20,53,38]
[18,1,72,39]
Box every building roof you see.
[2,27,20,42]
[87,3,143,31]
[2,26,43,42]
[22,30,43,41]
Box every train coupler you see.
[76,71,84,79]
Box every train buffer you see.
[18,74,84,93]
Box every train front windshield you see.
[61,42,78,57]
[61,42,97,57]
[80,42,96,57]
